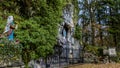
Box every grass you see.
[69,63,120,68]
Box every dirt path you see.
[69,63,120,68]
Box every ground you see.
[69,63,120,68]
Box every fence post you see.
[59,48,60,68]
[66,47,69,67]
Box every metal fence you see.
[29,48,83,68]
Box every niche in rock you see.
[62,23,69,38]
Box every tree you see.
[77,0,120,61]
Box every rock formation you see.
[58,3,81,59]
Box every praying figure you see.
[3,16,15,40]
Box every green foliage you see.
[74,25,82,40]
[85,45,106,56]
[72,0,79,21]
[0,17,5,33]
[85,45,99,55]
[0,37,22,62]
[15,16,59,63]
